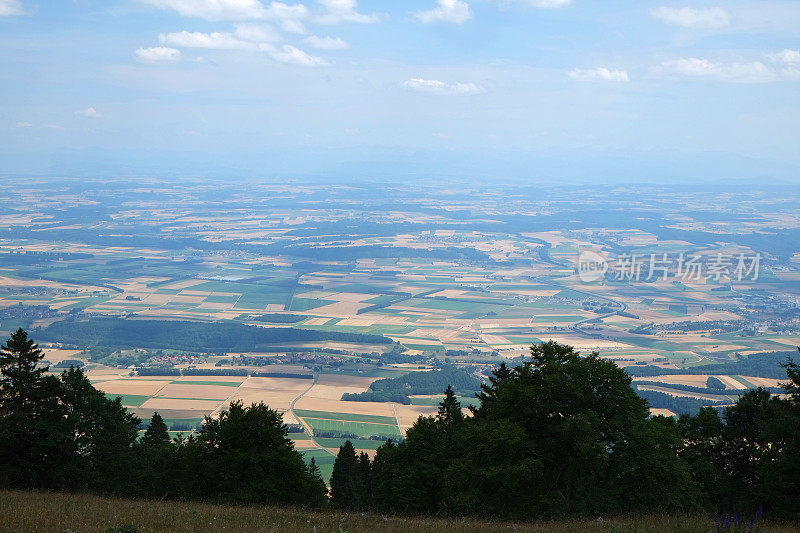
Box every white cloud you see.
[316,0,379,24]
[14,121,32,128]
[159,31,259,50]
[402,78,483,95]
[303,35,348,49]
[139,0,309,21]
[271,45,327,65]
[415,0,471,24]
[78,107,102,118]
[154,30,326,64]
[234,23,281,42]
[268,1,309,19]
[0,0,23,16]
[569,67,629,82]
[768,49,800,65]
[658,56,800,83]
[281,18,308,33]
[651,7,730,29]
[519,0,571,8]
[135,46,183,63]
[139,0,269,20]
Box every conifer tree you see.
[141,412,171,448]
[308,456,323,483]
[330,440,360,508]
[0,328,65,488]
[437,384,463,425]
[358,451,372,508]
[0,328,49,413]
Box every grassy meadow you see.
[2,490,795,533]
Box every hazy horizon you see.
[2,0,800,182]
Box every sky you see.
[1,0,799,183]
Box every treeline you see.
[6,329,800,521]
[182,368,248,376]
[251,371,313,379]
[279,244,492,263]
[34,318,391,352]
[8,226,496,264]
[378,343,428,364]
[0,329,326,506]
[632,380,783,397]
[356,295,411,315]
[251,313,308,323]
[328,343,800,520]
[136,368,297,377]
[632,388,726,416]
[341,366,482,404]
[0,251,94,266]
[78,346,153,368]
[312,430,399,442]
[136,367,181,376]
[625,350,795,379]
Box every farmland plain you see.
[2,178,800,473]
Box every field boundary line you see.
[391,402,402,437]
[289,373,336,456]
[208,377,249,419]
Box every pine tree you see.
[305,456,329,507]
[470,362,512,416]
[330,440,360,509]
[141,412,171,448]
[357,451,372,509]
[0,328,48,414]
[437,384,463,425]
[0,329,67,488]
[308,456,323,482]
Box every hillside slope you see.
[0,490,792,533]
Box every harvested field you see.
[226,376,311,412]
[394,404,437,432]
[95,379,172,396]
[153,383,235,400]
[295,397,396,418]
[303,374,376,400]
[634,374,743,389]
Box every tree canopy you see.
[2,329,800,521]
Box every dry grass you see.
[3,490,793,533]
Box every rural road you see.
[288,373,336,456]
[527,275,628,337]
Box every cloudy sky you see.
[2,0,799,182]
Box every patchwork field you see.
[3,179,800,472]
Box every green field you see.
[300,449,336,482]
[293,409,397,425]
[303,418,401,439]
[203,294,240,304]
[287,298,334,311]
[104,393,150,407]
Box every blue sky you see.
[1,0,799,182]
